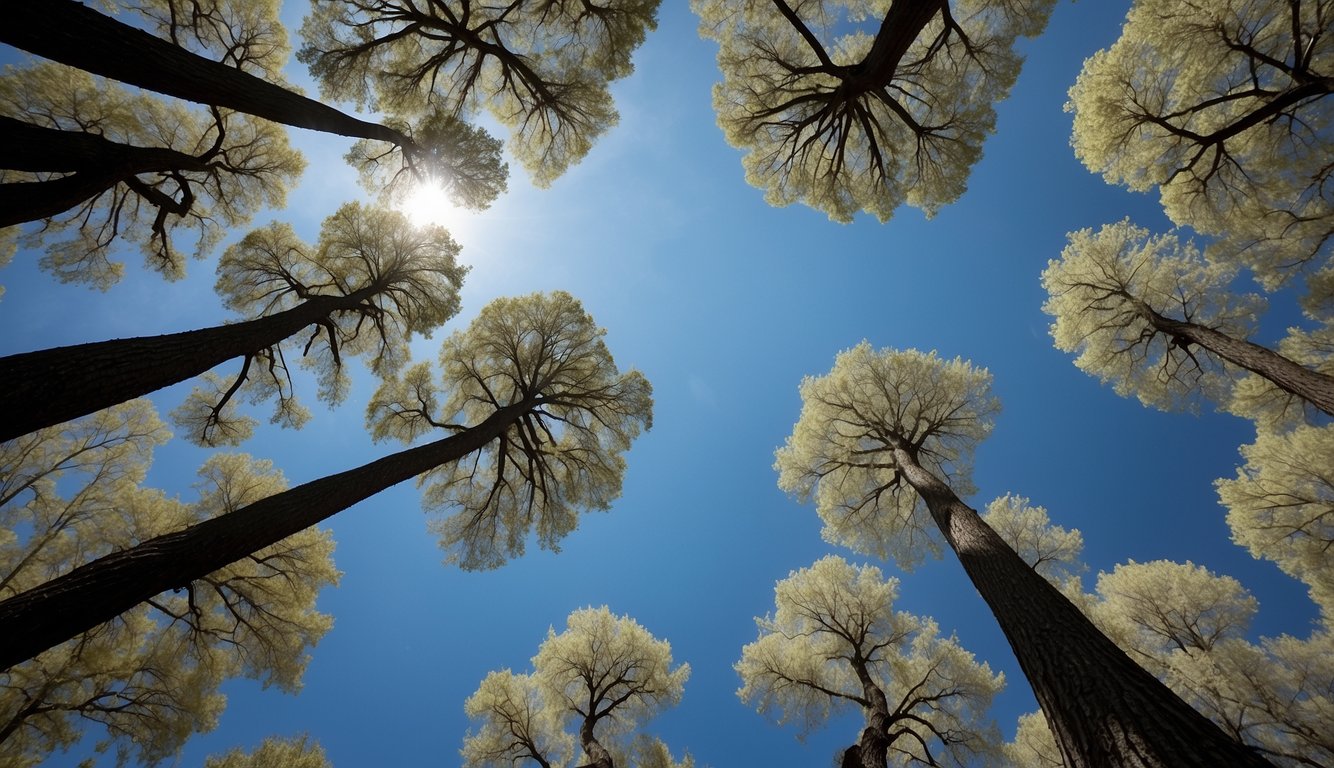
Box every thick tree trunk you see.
[890,445,1274,768]
[1149,311,1334,417]
[0,289,378,443]
[0,0,413,148]
[0,116,214,226]
[0,401,529,671]
[854,0,944,90]
[575,718,615,768]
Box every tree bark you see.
[889,445,1275,768]
[853,0,945,91]
[0,400,530,671]
[575,717,615,768]
[0,0,413,148]
[0,288,379,443]
[1148,310,1334,417]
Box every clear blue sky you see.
[2,1,1322,766]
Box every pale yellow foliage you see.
[367,291,653,570]
[1041,219,1265,412]
[0,61,304,288]
[695,0,1056,222]
[203,734,330,768]
[174,202,465,446]
[462,607,688,768]
[105,0,292,79]
[0,403,337,767]
[299,0,659,185]
[1067,0,1333,290]
[461,670,575,768]
[774,343,997,568]
[982,494,1084,590]
[1217,424,1334,617]
[1002,711,1063,768]
[737,556,1004,764]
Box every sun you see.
[400,180,466,231]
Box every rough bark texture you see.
[575,718,614,768]
[890,445,1275,768]
[0,0,412,147]
[0,401,529,671]
[0,288,377,443]
[0,115,214,226]
[1148,310,1334,417]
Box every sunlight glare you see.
[401,180,466,232]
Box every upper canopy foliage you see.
[775,343,997,568]
[367,291,653,570]
[695,0,1057,222]
[1067,0,1333,291]
[299,0,660,186]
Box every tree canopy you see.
[1067,0,1333,290]
[0,401,337,767]
[298,0,661,185]
[736,555,1004,767]
[461,606,690,768]
[694,0,1057,222]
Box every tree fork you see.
[0,401,529,671]
[0,288,379,442]
[890,445,1275,768]
[0,0,415,149]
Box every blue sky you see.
[2,1,1324,766]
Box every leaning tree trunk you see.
[0,400,531,671]
[889,444,1274,768]
[0,116,214,226]
[853,0,944,91]
[0,0,413,148]
[575,718,615,768]
[0,287,382,443]
[1147,309,1334,417]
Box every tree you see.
[693,0,1057,223]
[0,61,305,286]
[0,291,652,669]
[981,494,1084,591]
[735,555,1004,768]
[0,202,465,444]
[461,606,689,768]
[1040,219,1334,416]
[774,341,1275,767]
[203,735,330,768]
[1216,424,1334,619]
[1066,0,1332,291]
[0,401,337,767]
[298,0,661,186]
[0,0,418,151]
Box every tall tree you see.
[0,0,416,150]
[461,606,690,768]
[0,202,465,444]
[0,291,652,669]
[774,342,1275,767]
[1041,219,1334,416]
[0,62,305,286]
[0,402,337,768]
[1216,424,1334,619]
[736,555,1004,768]
[1067,0,1333,291]
[298,0,661,185]
[693,0,1057,223]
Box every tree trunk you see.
[0,401,530,671]
[0,0,413,148]
[1149,311,1334,417]
[852,0,944,91]
[575,718,615,768]
[890,445,1275,768]
[0,289,378,443]
[0,116,215,226]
